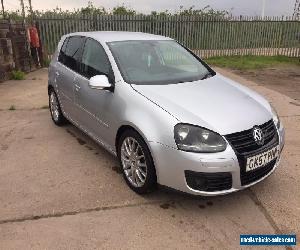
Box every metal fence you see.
[36,14,300,58]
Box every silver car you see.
[48,31,285,196]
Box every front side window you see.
[80,38,112,80]
[58,36,84,72]
[108,40,213,85]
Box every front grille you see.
[225,119,279,186]
[225,120,276,154]
[185,171,232,192]
[240,159,276,186]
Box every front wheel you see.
[117,129,157,194]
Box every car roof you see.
[65,31,173,43]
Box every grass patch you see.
[8,105,16,110]
[206,55,300,70]
[10,70,26,80]
[43,58,51,67]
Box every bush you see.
[10,70,26,80]
[9,105,16,110]
[43,58,51,67]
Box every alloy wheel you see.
[49,92,60,122]
[120,137,148,187]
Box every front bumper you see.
[150,125,285,196]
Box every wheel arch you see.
[115,123,160,173]
[48,84,54,95]
[115,123,152,155]
[116,123,158,193]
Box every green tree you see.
[80,1,107,15]
[151,10,171,16]
[3,1,231,20]
[178,5,229,19]
[112,5,136,15]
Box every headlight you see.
[270,105,280,129]
[174,124,227,153]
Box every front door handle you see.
[75,83,81,91]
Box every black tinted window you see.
[59,37,69,54]
[58,37,68,64]
[80,38,112,80]
[58,36,84,72]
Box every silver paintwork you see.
[48,31,285,196]
[89,75,112,90]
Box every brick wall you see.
[0,20,14,82]
[0,19,33,82]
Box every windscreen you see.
[108,40,212,85]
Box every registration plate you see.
[246,145,280,172]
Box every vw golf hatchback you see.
[48,31,285,195]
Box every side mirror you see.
[89,75,112,90]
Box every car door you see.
[55,36,84,121]
[74,38,115,146]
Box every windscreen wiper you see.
[201,72,212,80]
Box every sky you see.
[4,0,296,17]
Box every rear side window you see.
[59,37,69,55]
[58,36,84,73]
[80,38,112,80]
[58,37,68,65]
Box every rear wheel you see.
[117,129,157,194]
[49,88,67,126]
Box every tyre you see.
[117,129,157,194]
[49,88,67,126]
